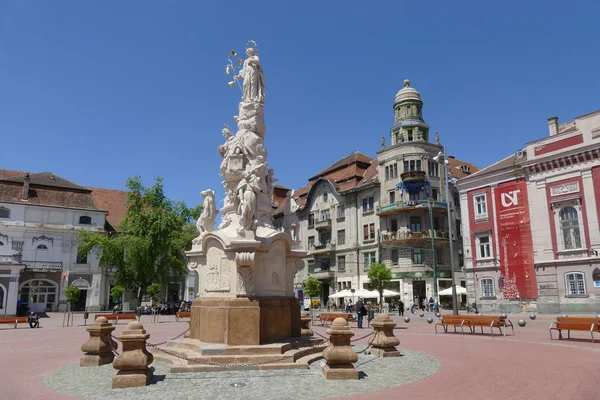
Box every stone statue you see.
[283,190,300,242]
[381,136,386,148]
[435,132,440,145]
[196,190,217,236]
[239,46,265,104]
[266,168,277,200]
[236,171,260,234]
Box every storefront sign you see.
[494,180,537,299]
[550,182,579,197]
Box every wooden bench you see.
[0,316,31,329]
[94,313,137,325]
[549,317,600,343]
[319,313,353,326]
[176,311,191,321]
[435,315,514,336]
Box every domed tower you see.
[390,79,430,145]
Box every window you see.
[456,219,461,238]
[393,163,398,179]
[391,249,398,265]
[308,213,315,227]
[0,207,10,218]
[481,278,495,297]
[362,197,374,212]
[321,259,330,270]
[337,204,345,218]
[323,193,328,203]
[320,232,331,244]
[459,252,464,267]
[307,261,315,273]
[363,225,369,241]
[410,217,421,232]
[385,166,389,180]
[477,236,491,259]
[363,252,376,270]
[431,188,438,201]
[433,217,440,231]
[76,251,88,264]
[428,162,439,177]
[391,218,397,232]
[409,192,420,202]
[307,236,315,249]
[416,160,422,171]
[37,244,48,250]
[565,272,586,295]
[79,216,92,225]
[0,241,3,247]
[364,224,375,241]
[407,129,413,141]
[337,256,345,272]
[370,223,375,240]
[337,230,345,245]
[560,207,582,249]
[454,192,460,208]
[436,247,444,264]
[403,161,409,172]
[321,209,330,221]
[389,191,395,204]
[412,248,423,264]
[474,194,487,219]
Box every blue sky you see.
[1,1,599,210]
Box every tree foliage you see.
[367,263,393,310]
[147,283,163,304]
[78,176,202,304]
[110,285,125,302]
[303,276,322,300]
[64,285,81,311]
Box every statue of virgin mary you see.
[239,44,266,104]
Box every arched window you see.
[480,277,495,297]
[0,241,3,247]
[19,279,57,312]
[565,272,586,295]
[37,244,48,250]
[79,216,92,225]
[560,207,582,249]
[0,207,10,218]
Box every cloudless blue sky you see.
[1,1,599,210]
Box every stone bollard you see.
[322,317,358,380]
[184,321,191,339]
[80,317,117,367]
[112,321,154,389]
[370,314,400,357]
[300,311,313,337]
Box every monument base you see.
[190,297,300,345]
[111,368,153,389]
[323,364,358,380]
[80,353,114,367]
[370,347,401,357]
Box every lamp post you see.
[434,148,459,315]
[427,198,438,306]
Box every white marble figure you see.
[266,168,277,201]
[435,132,440,145]
[236,171,260,234]
[196,190,217,236]
[239,46,265,104]
[283,190,300,242]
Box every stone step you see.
[166,337,324,356]
[188,353,295,365]
[169,361,310,373]
[295,352,324,366]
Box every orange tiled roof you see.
[89,188,129,231]
[446,157,480,179]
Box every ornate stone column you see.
[80,317,116,366]
[322,318,358,380]
[112,321,154,389]
[300,311,313,337]
[370,314,400,357]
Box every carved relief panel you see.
[204,246,231,293]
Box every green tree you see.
[110,285,125,304]
[367,263,393,311]
[303,276,322,319]
[147,283,163,305]
[78,176,202,305]
[64,285,81,312]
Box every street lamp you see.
[433,148,459,315]
[427,198,438,306]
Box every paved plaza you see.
[2,312,600,399]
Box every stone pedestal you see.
[322,318,358,380]
[112,321,154,389]
[80,317,116,367]
[190,297,300,345]
[370,314,401,357]
[300,311,313,337]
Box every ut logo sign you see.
[501,189,520,208]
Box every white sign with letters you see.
[550,182,579,197]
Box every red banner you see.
[494,180,537,299]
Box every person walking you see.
[409,299,415,314]
[429,297,435,312]
[398,300,404,316]
[355,298,366,328]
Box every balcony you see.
[380,230,450,246]
[377,200,448,216]
[401,170,427,182]
[315,218,332,231]
[308,264,336,279]
[308,242,336,255]
[23,260,63,272]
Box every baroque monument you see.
[187,41,306,346]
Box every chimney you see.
[21,173,30,200]
[548,116,559,136]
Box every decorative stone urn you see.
[112,321,154,389]
[322,318,358,380]
[300,311,313,337]
[370,314,400,357]
[80,317,116,367]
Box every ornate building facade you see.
[458,110,600,313]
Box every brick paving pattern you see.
[2,312,600,399]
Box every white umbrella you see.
[438,286,467,296]
[354,288,380,300]
[328,289,352,299]
[382,289,401,298]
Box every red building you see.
[458,110,600,313]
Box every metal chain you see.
[354,331,379,354]
[313,329,375,344]
[147,327,190,347]
[109,334,120,356]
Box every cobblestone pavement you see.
[3,311,600,399]
[44,348,440,400]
